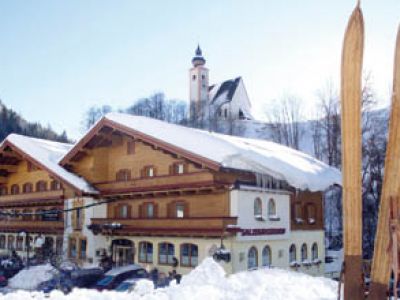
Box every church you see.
[189,46,254,123]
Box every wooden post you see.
[368,25,400,300]
[340,3,364,300]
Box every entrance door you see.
[111,239,134,266]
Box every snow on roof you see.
[103,113,341,191]
[3,134,97,194]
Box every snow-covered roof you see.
[1,134,97,194]
[90,113,340,191]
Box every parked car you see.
[93,264,148,291]
[115,278,151,292]
[37,267,104,294]
[0,271,8,287]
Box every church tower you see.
[189,45,209,122]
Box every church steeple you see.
[189,44,209,122]
[191,44,206,67]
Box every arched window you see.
[139,241,153,263]
[16,236,24,251]
[311,243,318,260]
[262,246,272,267]
[248,246,258,269]
[181,243,198,267]
[301,243,308,261]
[0,235,5,249]
[36,181,47,192]
[268,198,277,217]
[10,184,20,195]
[50,180,61,191]
[23,182,33,193]
[289,244,297,263]
[158,242,175,265]
[293,202,303,224]
[254,198,262,218]
[7,235,15,250]
[116,169,131,182]
[0,186,7,196]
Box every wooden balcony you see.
[94,172,217,196]
[0,219,64,233]
[0,190,64,206]
[90,216,238,237]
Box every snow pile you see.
[3,134,96,193]
[8,264,56,290]
[2,258,338,300]
[99,113,340,191]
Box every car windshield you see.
[115,282,132,291]
[96,275,114,286]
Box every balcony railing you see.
[90,216,237,237]
[94,172,215,194]
[0,219,64,233]
[0,190,64,204]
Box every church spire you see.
[192,44,206,67]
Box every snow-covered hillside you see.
[1,258,338,300]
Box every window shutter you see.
[138,204,143,218]
[154,203,159,217]
[167,202,174,218]
[127,205,132,218]
[169,165,174,175]
[114,205,119,218]
[184,202,189,218]
[71,210,77,229]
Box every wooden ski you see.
[340,3,364,300]
[368,25,400,300]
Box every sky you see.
[0,0,399,140]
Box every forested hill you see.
[0,100,69,143]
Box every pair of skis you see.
[340,2,400,300]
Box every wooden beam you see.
[340,3,364,300]
[368,25,400,300]
[0,165,18,173]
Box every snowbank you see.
[2,258,338,300]
[8,264,57,290]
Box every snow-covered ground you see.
[8,264,56,290]
[1,258,338,300]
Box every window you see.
[117,204,130,219]
[142,166,155,178]
[116,169,131,182]
[224,109,228,118]
[311,243,318,260]
[127,140,135,154]
[176,203,185,218]
[262,246,272,267]
[159,242,175,265]
[7,235,15,250]
[268,199,277,218]
[23,182,33,193]
[80,239,87,259]
[0,235,5,249]
[301,244,308,262]
[192,75,196,81]
[181,243,198,267]
[293,203,303,223]
[75,208,83,229]
[139,242,153,263]
[69,238,77,259]
[254,198,262,219]
[42,208,61,221]
[201,74,205,80]
[171,162,186,175]
[0,187,7,196]
[36,181,47,192]
[306,203,317,224]
[10,184,19,195]
[289,244,297,263]
[248,246,258,269]
[16,236,23,251]
[50,180,61,191]
[146,203,154,218]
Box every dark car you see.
[37,267,104,294]
[93,265,148,291]
[0,271,8,287]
